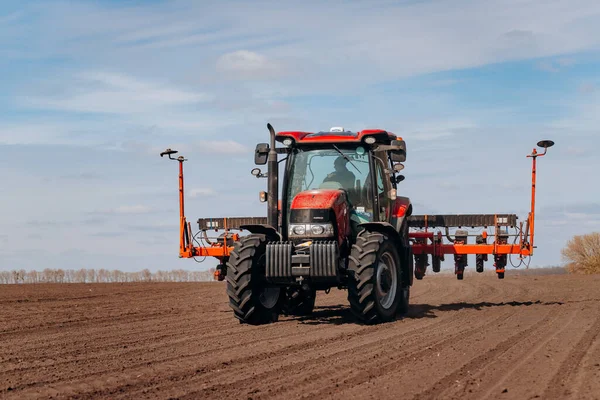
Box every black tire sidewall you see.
[226,235,280,324]
[373,240,402,319]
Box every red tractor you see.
[160,124,553,325]
[163,125,412,324]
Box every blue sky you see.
[1,0,600,272]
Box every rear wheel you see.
[398,285,410,315]
[348,233,402,324]
[226,234,281,325]
[398,227,411,315]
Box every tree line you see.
[0,268,217,284]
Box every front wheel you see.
[348,233,403,324]
[226,234,281,325]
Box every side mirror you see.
[395,175,405,183]
[390,139,407,162]
[254,143,269,165]
[391,139,406,152]
[391,152,406,162]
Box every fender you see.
[391,196,412,232]
[358,222,402,244]
[240,224,282,241]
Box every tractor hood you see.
[288,189,352,243]
[290,189,346,210]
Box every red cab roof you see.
[276,129,400,145]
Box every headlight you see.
[311,225,325,235]
[282,138,293,146]
[364,136,376,144]
[289,223,334,238]
[292,225,306,235]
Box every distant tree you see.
[0,271,10,284]
[141,269,152,282]
[562,232,600,274]
[64,269,75,283]
[42,268,54,283]
[56,269,65,283]
[86,269,97,283]
[26,270,39,284]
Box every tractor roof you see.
[276,129,400,145]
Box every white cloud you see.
[401,119,477,141]
[536,57,576,73]
[566,146,586,155]
[195,140,248,155]
[124,139,248,157]
[0,123,68,145]
[216,50,282,78]
[0,11,23,24]
[548,92,600,133]
[578,82,597,93]
[96,205,153,215]
[21,71,211,115]
[189,188,217,198]
[7,1,600,86]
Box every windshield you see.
[286,146,374,211]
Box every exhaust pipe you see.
[267,123,279,229]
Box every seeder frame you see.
[160,140,553,279]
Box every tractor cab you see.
[282,141,401,245]
[252,128,408,247]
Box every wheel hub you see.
[375,253,398,310]
[259,287,280,309]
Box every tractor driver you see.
[322,156,356,190]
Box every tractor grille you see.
[266,241,339,282]
[310,241,338,279]
[265,242,292,280]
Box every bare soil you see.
[1,273,599,399]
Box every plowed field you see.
[1,273,599,399]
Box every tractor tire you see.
[398,223,411,316]
[282,287,316,316]
[226,234,281,325]
[497,272,505,279]
[398,285,410,315]
[348,232,403,324]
